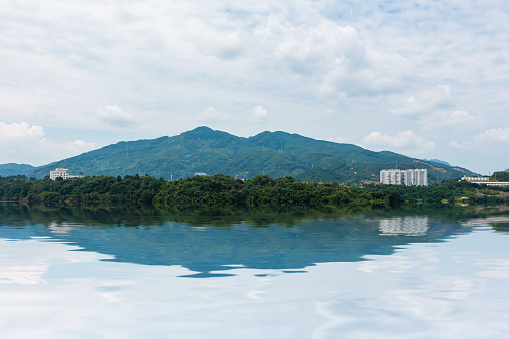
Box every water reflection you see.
[48,222,83,234]
[0,205,475,278]
[379,217,429,236]
[1,205,509,338]
[462,217,509,234]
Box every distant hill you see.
[25,126,476,184]
[0,163,35,177]
[422,159,452,167]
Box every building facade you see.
[461,175,509,186]
[461,176,489,182]
[50,168,83,180]
[380,169,404,185]
[380,169,428,186]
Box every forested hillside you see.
[0,163,35,177]
[23,127,475,183]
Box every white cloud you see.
[196,106,230,122]
[361,130,435,155]
[249,105,268,122]
[321,48,412,99]
[0,122,95,165]
[254,16,413,100]
[326,136,347,143]
[420,110,484,131]
[208,32,245,60]
[0,122,44,141]
[96,105,134,127]
[472,128,509,143]
[448,141,468,149]
[255,16,354,75]
[388,85,452,116]
[449,127,509,150]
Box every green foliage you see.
[0,174,400,211]
[363,177,509,207]
[491,171,509,181]
[153,174,384,210]
[2,172,507,213]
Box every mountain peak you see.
[181,126,221,139]
[187,126,213,133]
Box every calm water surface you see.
[1,206,508,338]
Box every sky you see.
[1,0,508,174]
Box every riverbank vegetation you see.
[0,174,400,210]
[364,177,509,207]
[1,173,508,212]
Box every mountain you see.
[26,126,474,183]
[0,163,35,177]
[422,159,452,167]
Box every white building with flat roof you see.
[461,176,509,186]
[380,169,428,186]
[461,176,490,182]
[50,168,83,180]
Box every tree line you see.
[363,176,509,206]
[1,173,508,211]
[0,174,401,210]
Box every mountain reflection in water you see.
[0,205,476,278]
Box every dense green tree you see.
[1,173,508,211]
[491,171,509,181]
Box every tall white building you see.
[380,169,428,186]
[405,169,428,186]
[379,169,404,185]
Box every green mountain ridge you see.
[0,163,35,177]
[421,159,452,167]
[6,126,476,183]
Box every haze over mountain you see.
[14,127,473,184]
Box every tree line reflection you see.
[0,204,481,277]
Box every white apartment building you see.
[380,169,404,185]
[380,169,428,186]
[405,169,428,186]
[50,168,83,180]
